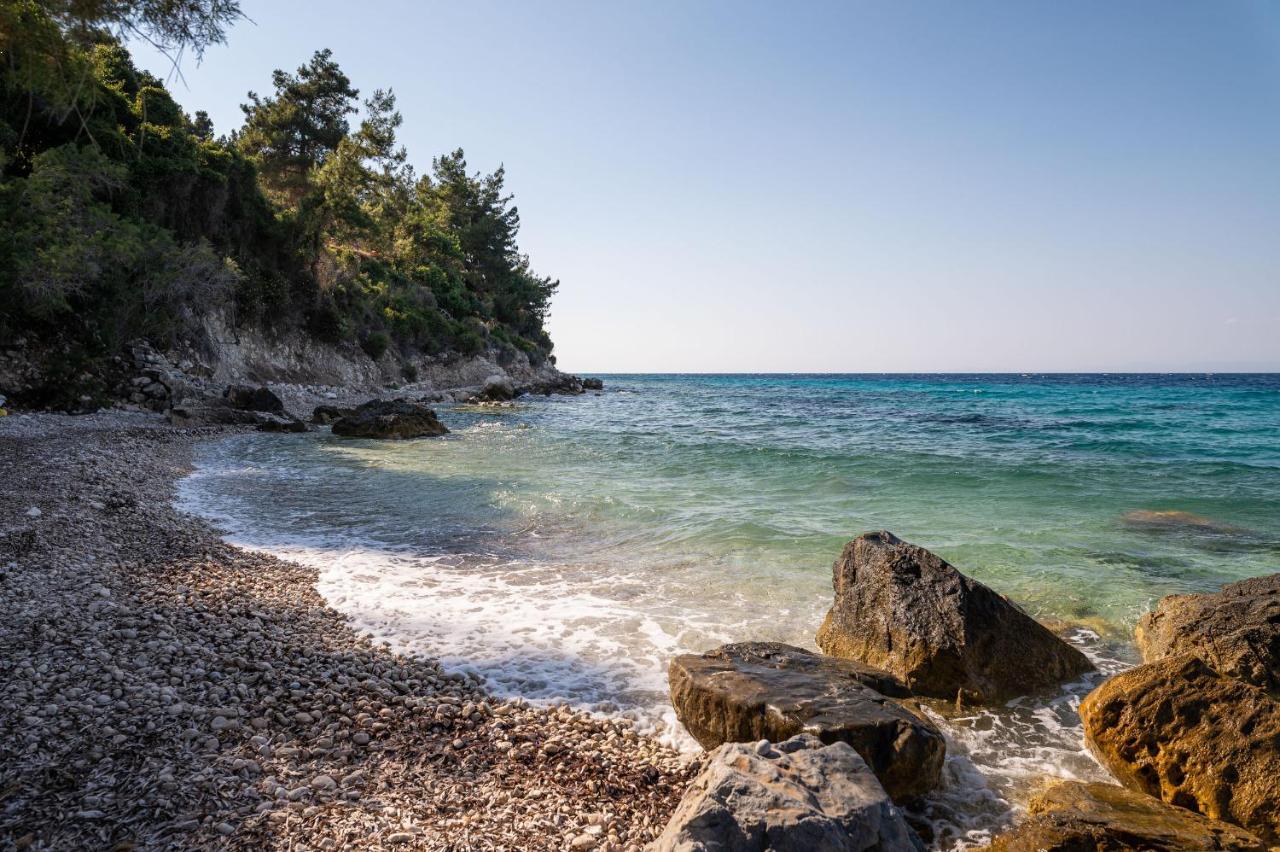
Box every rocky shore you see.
[0,411,691,851]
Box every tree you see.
[237,49,358,206]
[192,109,213,140]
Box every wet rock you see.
[310,404,356,425]
[983,780,1266,851]
[669,642,943,801]
[331,399,449,440]
[653,733,922,852]
[815,531,1092,703]
[1080,654,1280,843]
[581,377,604,390]
[255,415,311,433]
[222,384,285,414]
[1135,572,1280,696]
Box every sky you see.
[131,1,1280,372]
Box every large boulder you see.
[1136,573,1280,696]
[475,374,517,402]
[1079,654,1280,843]
[331,399,449,439]
[815,531,1092,703]
[983,780,1266,851]
[653,734,923,852]
[669,642,944,801]
[222,384,285,414]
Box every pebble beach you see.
[0,412,693,851]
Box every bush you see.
[401,362,418,382]
[361,330,389,360]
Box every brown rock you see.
[1136,573,1280,696]
[815,531,1092,703]
[984,780,1266,851]
[668,642,944,801]
[1079,654,1280,843]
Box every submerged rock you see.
[1080,654,1280,843]
[1136,572,1280,696]
[984,780,1266,851]
[653,733,923,852]
[1121,509,1242,535]
[222,384,285,414]
[815,531,1092,703]
[331,399,449,439]
[668,642,943,801]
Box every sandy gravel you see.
[0,412,693,851]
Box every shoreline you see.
[0,411,692,850]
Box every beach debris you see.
[816,531,1093,703]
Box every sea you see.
[177,373,1280,848]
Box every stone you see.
[668,642,943,801]
[1135,572,1280,696]
[653,734,922,852]
[581,377,604,390]
[983,780,1266,851]
[311,404,356,425]
[222,384,285,414]
[815,531,1092,703]
[331,399,449,440]
[1079,654,1280,843]
[256,416,310,433]
[476,375,517,402]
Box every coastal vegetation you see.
[0,1,558,406]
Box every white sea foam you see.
[177,434,1136,851]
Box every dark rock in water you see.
[1121,509,1243,535]
[520,373,587,396]
[168,401,268,427]
[1136,572,1280,696]
[815,531,1092,703]
[653,733,923,852]
[581,377,604,390]
[669,642,943,801]
[256,416,311,433]
[331,399,449,439]
[311,404,356,425]
[983,780,1266,851]
[222,384,284,414]
[1080,654,1280,844]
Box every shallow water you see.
[178,373,1280,848]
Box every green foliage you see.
[1,10,558,390]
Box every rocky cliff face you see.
[1,309,580,413]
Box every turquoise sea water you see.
[180,373,1280,847]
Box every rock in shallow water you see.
[815,531,1092,703]
[669,642,944,801]
[1135,572,1280,697]
[331,399,449,439]
[653,733,923,852]
[1080,653,1280,844]
[983,780,1266,851]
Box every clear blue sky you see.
[131,1,1280,372]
